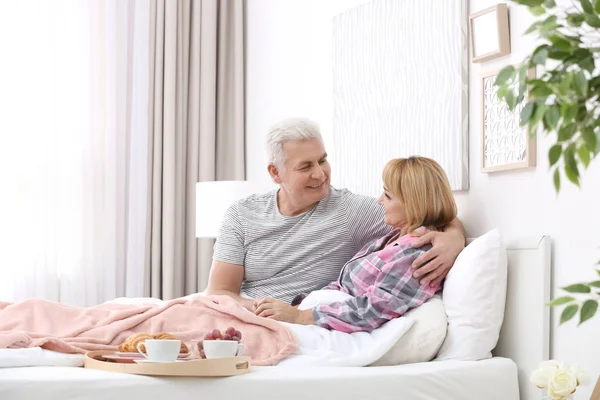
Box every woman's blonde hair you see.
[382,156,457,233]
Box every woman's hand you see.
[253,298,300,323]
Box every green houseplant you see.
[494,0,600,325]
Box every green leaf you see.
[515,0,544,6]
[543,0,556,7]
[556,73,574,97]
[590,75,600,87]
[585,13,600,28]
[518,65,529,97]
[565,164,580,186]
[589,280,600,288]
[582,128,598,151]
[532,47,549,65]
[557,124,575,142]
[549,145,562,166]
[563,143,579,186]
[562,283,591,293]
[564,144,579,169]
[574,48,593,60]
[579,299,598,325]
[530,5,546,15]
[547,48,572,60]
[595,0,600,13]
[544,105,561,129]
[567,13,585,27]
[560,304,579,324]
[578,145,591,168]
[549,296,576,306]
[530,102,548,128]
[553,168,561,192]
[540,15,560,33]
[573,70,589,96]
[581,0,594,13]
[520,102,536,125]
[505,92,517,110]
[580,56,596,73]
[530,84,553,97]
[495,66,515,86]
[525,21,542,35]
[573,49,596,72]
[560,103,579,122]
[497,86,509,100]
[548,34,574,51]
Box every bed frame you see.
[479,235,552,400]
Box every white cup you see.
[203,340,245,359]
[136,339,181,362]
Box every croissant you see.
[119,332,189,353]
[153,332,176,340]
[119,332,153,353]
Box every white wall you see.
[461,2,600,398]
[246,0,600,396]
[246,0,370,192]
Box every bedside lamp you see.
[195,181,256,238]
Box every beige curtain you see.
[146,0,245,299]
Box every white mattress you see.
[0,357,519,400]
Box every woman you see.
[253,156,458,333]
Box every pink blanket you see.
[0,295,297,366]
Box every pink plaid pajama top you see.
[301,228,441,333]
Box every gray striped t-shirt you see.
[212,187,392,303]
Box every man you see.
[206,118,465,311]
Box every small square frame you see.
[470,3,511,63]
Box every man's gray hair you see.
[266,117,323,169]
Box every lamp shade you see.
[196,180,256,238]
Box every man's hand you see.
[410,222,465,286]
[253,298,300,323]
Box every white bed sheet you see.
[0,357,519,400]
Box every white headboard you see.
[467,235,552,400]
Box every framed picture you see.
[332,0,469,192]
[481,67,537,173]
[469,3,510,63]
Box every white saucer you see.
[134,359,185,364]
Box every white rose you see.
[569,364,590,386]
[547,369,577,399]
[530,362,559,388]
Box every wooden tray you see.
[84,350,251,377]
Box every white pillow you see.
[370,295,447,366]
[434,228,508,361]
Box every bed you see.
[0,234,551,400]
[0,358,517,400]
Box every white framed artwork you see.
[469,3,510,63]
[332,0,469,194]
[481,67,537,173]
